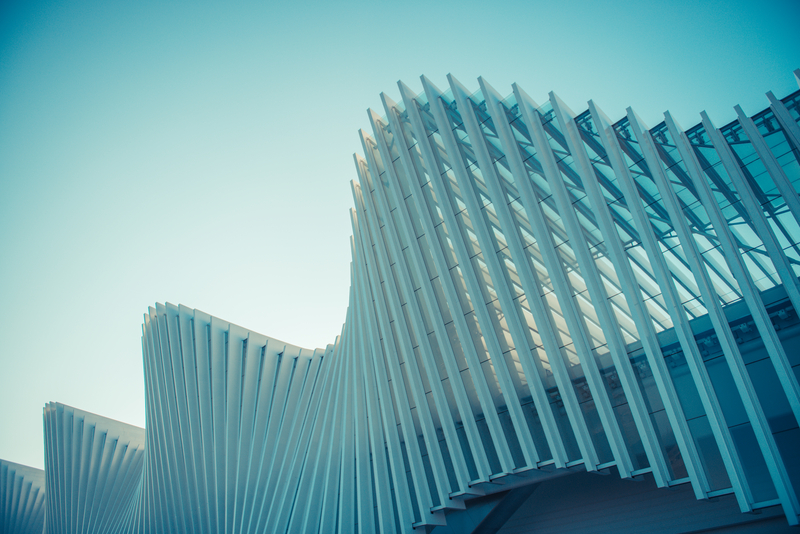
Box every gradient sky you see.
[1,0,798,470]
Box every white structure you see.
[2,71,800,533]
[0,460,45,534]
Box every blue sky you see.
[1,0,798,469]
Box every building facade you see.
[2,72,800,533]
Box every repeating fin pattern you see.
[0,460,45,534]
[42,403,145,534]
[2,72,800,532]
[137,303,331,534]
[343,73,800,529]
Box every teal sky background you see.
[1,0,798,470]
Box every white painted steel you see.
[478,77,569,469]
[629,108,799,522]
[512,83,602,471]
[420,74,518,475]
[515,83,633,477]
[735,105,800,227]
[665,111,800,441]
[700,111,800,320]
[385,86,493,484]
[563,100,710,498]
[3,73,800,532]
[549,90,670,487]
[590,101,754,512]
[0,460,45,534]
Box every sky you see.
[1,0,798,470]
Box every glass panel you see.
[521,400,552,462]
[687,415,731,491]
[578,395,613,465]
[730,423,778,502]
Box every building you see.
[2,72,800,533]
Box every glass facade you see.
[347,74,800,530]
[2,73,800,534]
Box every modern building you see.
[2,72,800,533]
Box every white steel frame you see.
[2,72,800,533]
